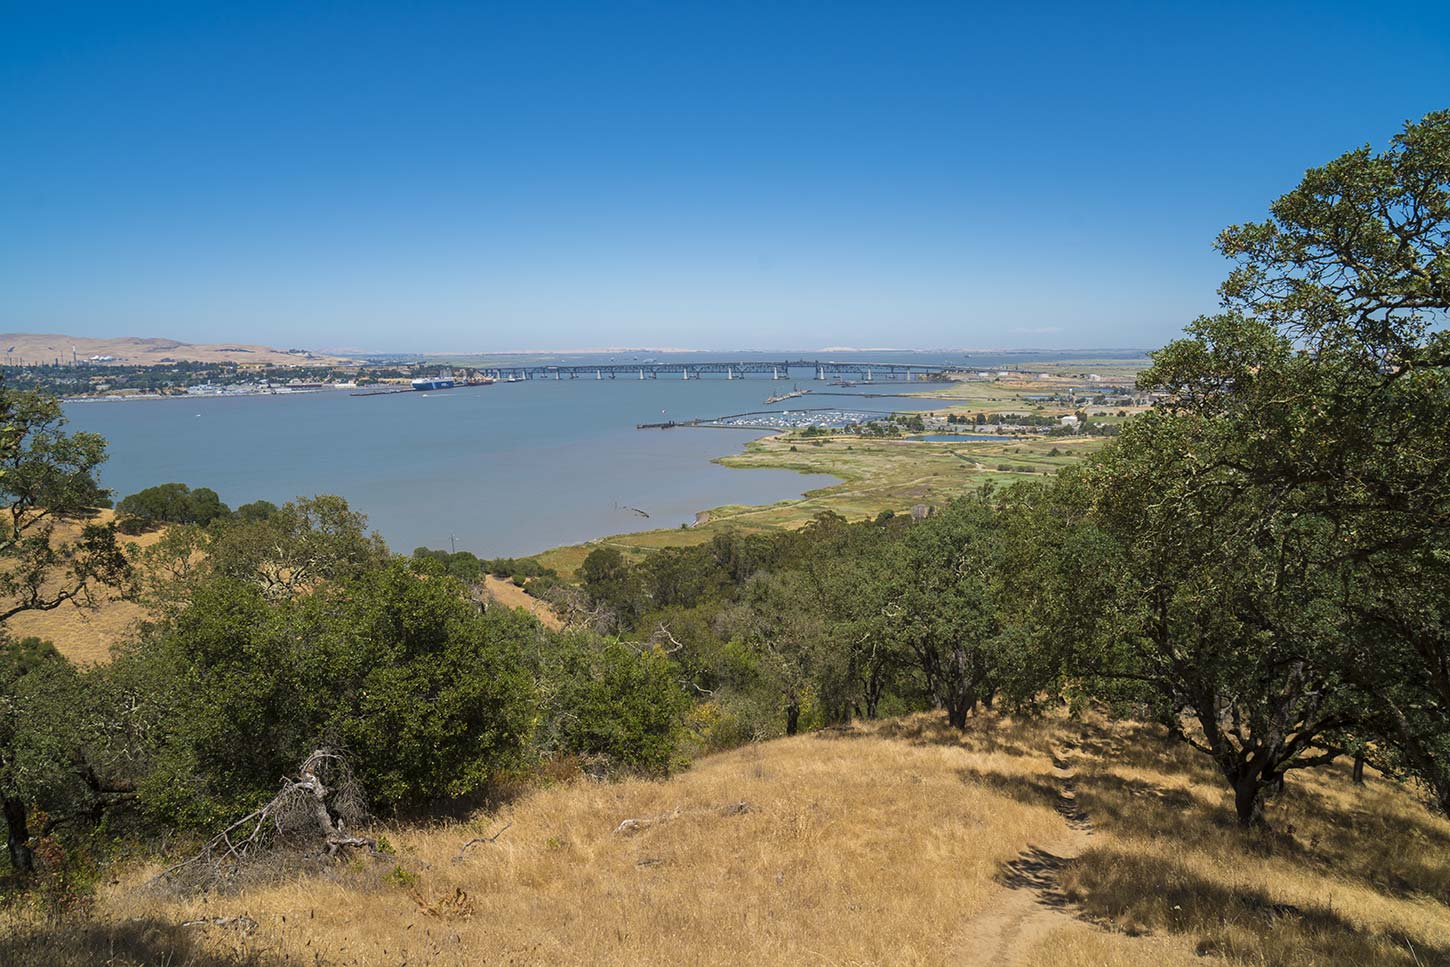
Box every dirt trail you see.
[952,744,1094,967]
[482,575,563,630]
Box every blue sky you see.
[3,2,1447,353]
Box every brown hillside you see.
[0,332,355,367]
[7,711,1444,966]
[8,520,564,662]
[4,510,164,664]
[483,574,564,630]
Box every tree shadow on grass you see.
[1078,762,1450,908]
[0,917,294,967]
[1065,718,1222,784]
[1255,780,1450,905]
[1073,769,1234,838]
[956,765,1063,813]
[1064,849,1449,967]
[996,845,1078,909]
[820,713,1047,760]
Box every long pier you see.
[481,360,955,382]
[638,405,902,430]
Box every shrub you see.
[122,560,539,826]
[538,635,688,773]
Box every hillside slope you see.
[7,712,1446,966]
[4,510,165,664]
[0,332,354,366]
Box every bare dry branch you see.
[152,749,373,892]
[452,821,513,862]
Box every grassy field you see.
[482,574,563,630]
[909,360,1149,404]
[5,510,165,665]
[8,710,1444,966]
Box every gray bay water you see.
[64,376,945,556]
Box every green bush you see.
[538,635,688,774]
[121,560,538,827]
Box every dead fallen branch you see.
[613,800,751,835]
[411,886,477,920]
[153,749,372,891]
[180,915,259,933]
[452,821,513,862]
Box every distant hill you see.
[0,332,357,366]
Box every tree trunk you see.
[4,796,35,874]
[785,702,800,736]
[1233,775,1266,828]
[946,698,971,730]
[1352,752,1365,785]
[863,672,884,720]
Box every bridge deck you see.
[478,360,957,381]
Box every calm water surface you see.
[64,378,945,556]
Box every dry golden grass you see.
[4,510,164,665]
[7,710,1447,966]
[1059,717,1450,966]
[5,595,150,665]
[1024,920,1204,967]
[482,575,564,630]
[10,521,569,661]
[80,715,1069,966]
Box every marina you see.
[639,406,903,431]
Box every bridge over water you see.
[479,360,957,382]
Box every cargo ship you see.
[411,375,456,391]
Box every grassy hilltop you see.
[7,712,1445,967]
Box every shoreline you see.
[525,374,1138,576]
[63,387,351,403]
